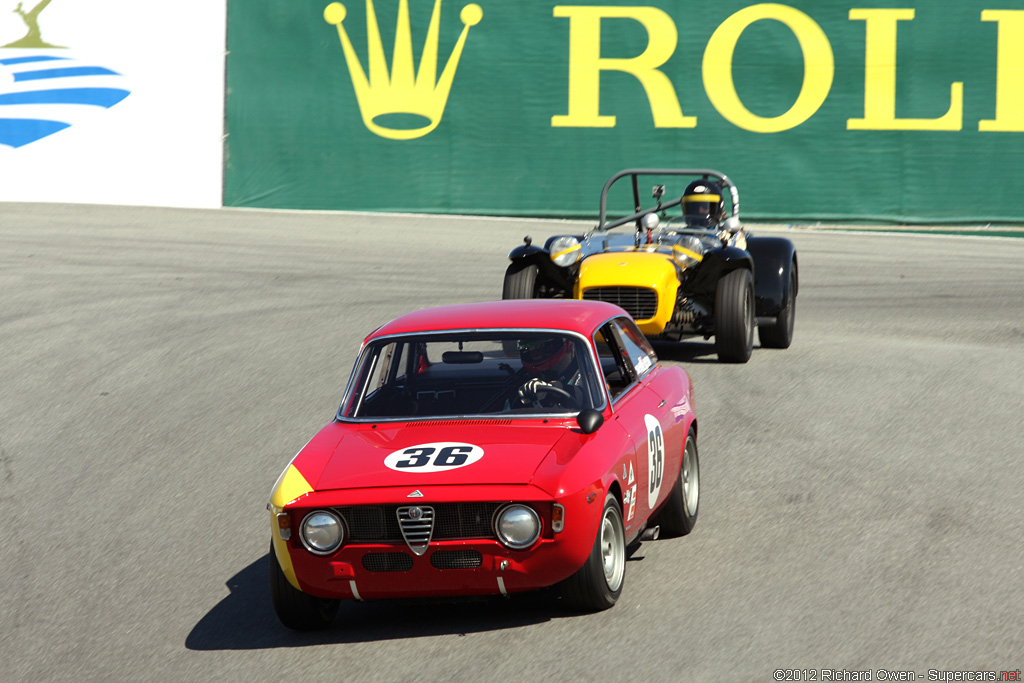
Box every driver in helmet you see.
[515,336,583,409]
[681,179,725,229]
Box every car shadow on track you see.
[186,551,645,650]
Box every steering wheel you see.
[523,381,581,411]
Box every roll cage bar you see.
[595,168,740,233]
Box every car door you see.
[616,317,688,493]
[594,318,675,530]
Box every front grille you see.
[583,286,658,320]
[430,550,483,569]
[397,505,434,555]
[362,552,414,572]
[337,503,501,544]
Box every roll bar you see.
[595,168,739,232]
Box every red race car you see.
[267,299,699,629]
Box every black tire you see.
[714,268,754,363]
[759,265,796,349]
[269,542,339,631]
[559,493,626,612]
[653,430,699,537]
[502,261,538,299]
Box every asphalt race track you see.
[2,203,1023,682]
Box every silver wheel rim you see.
[683,440,699,515]
[601,507,625,591]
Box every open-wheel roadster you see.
[502,168,798,363]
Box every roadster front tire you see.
[502,262,538,299]
[759,265,796,349]
[715,268,754,363]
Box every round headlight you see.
[494,504,541,550]
[300,510,344,555]
[549,236,582,267]
[672,235,705,268]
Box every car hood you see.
[300,421,578,491]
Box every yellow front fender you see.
[268,464,314,590]
[574,252,679,336]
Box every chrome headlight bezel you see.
[493,504,542,550]
[299,510,345,555]
[672,235,705,268]
[549,236,582,267]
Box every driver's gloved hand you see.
[518,378,554,402]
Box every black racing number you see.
[395,446,473,468]
[435,446,471,467]
[396,447,434,468]
[648,424,664,494]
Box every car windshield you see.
[339,332,604,420]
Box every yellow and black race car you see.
[502,168,797,363]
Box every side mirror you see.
[576,409,604,434]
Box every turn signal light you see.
[276,512,292,540]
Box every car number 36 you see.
[645,415,664,507]
[384,442,485,472]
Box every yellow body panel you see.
[574,251,680,336]
[268,464,314,590]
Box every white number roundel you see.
[645,414,665,508]
[384,442,484,473]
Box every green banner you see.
[225,1,1024,224]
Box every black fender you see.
[507,243,548,261]
[506,239,577,294]
[746,236,797,317]
[685,246,754,298]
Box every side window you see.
[612,318,657,379]
[365,341,403,394]
[594,324,636,399]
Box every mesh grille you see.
[362,552,414,572]
[430,550,483,569]
[338,503,500,544]
[583,286,658,320]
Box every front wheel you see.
[502,262,538,299]
[269,542,339,631]
[559,493,626,612]
[759,265,797,349]
[715,268,754,363]
[653,430,699,537]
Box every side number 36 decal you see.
[645,414,664,508]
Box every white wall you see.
[0,0,225,208]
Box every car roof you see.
[368,299,627,340]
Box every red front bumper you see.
[287,535,592,600]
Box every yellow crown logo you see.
[324,0,482,140]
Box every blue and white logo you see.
[0,52,130,148]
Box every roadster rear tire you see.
[559,493,625,612]
[715,268,755,363]
[269,542,339,631]
[653,430,699,537]
[502,262,538,299]
[759,266,796,349]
